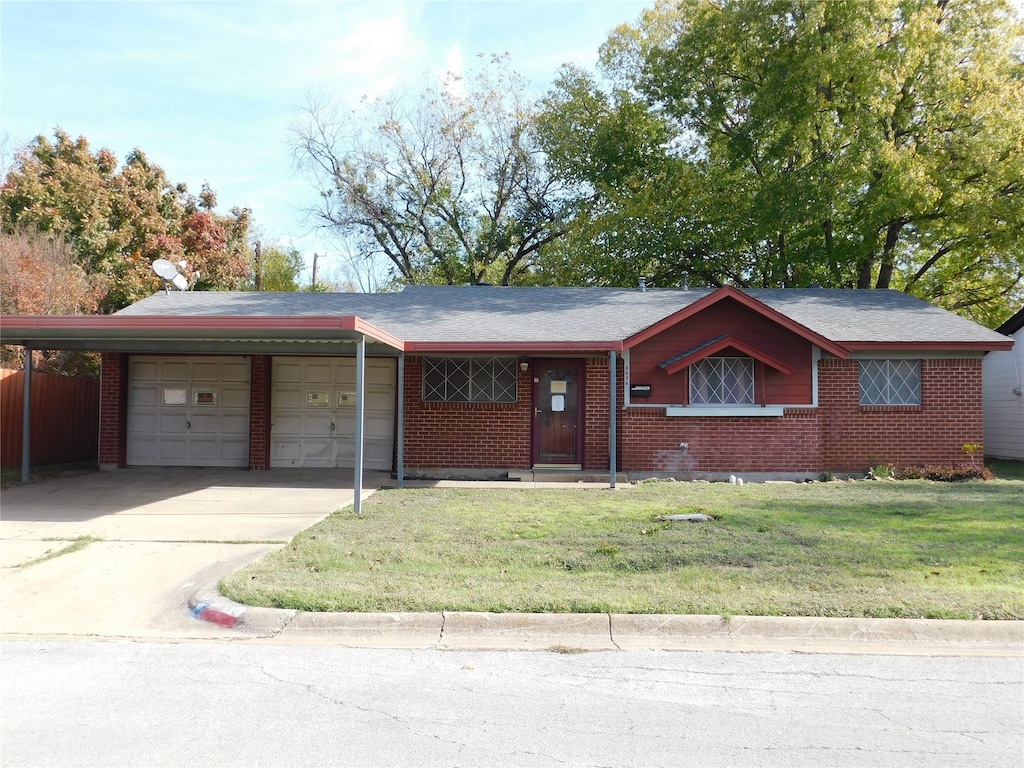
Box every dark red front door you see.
[532,360,583,467]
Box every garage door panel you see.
[303,413,333,435]
[274,389,303,409]
[305,364,334,383]
[304,438,334,465]
[273,414,302,436]
[130,386,159,407]
[159,413,189,433]
[188,413,220,434]
[220,386,250,408]
[160,362,189,381]
[188,439,219,460]
[273,441,301,464]
[221,414,249,433]
[221,362,250,381]
[129,412,159,433]
[275,363,303,383]
[159,438,188,461]
[191,362,221,380]
[133,362,160,381]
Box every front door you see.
[532,360,583,468]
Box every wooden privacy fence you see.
[0,368,100,468]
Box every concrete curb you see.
[189,584,1024,655]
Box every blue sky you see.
[1,0,649,282]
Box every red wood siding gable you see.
[625,289,848,406]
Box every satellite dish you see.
[151,259,189,293]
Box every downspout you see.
[397,354,405,489]
[353,336,366,514]
[21,345,32,482]
[609,350,617,489]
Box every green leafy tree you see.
[539,0,1024,324]
[292,56,567,286]
[253,243,304,291]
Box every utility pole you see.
[312,252,320,289]
[254,241,262,291]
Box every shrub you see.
[895,464,994,482]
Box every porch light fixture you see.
[520,361,529,372]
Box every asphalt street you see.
[2,640,1021,768]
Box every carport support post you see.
[609,350,617,489]
[396,354,404,488]
[21,345,32,482]
[353,335,366,515]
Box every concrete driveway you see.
[0,468,381,639]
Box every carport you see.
[0,314,408,513]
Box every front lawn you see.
[221,479,1024,620]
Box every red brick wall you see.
[821,357,983,471]
[248,355,271,470]
[403,356,533,469]
[618,357,984,475]
[98,352,127,468]
[582,355,621,470]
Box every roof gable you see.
[623,286,850,359]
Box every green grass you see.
[221,479,1024,620]
[12,536,99,568]
[987,458,1024,481]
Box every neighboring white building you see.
[983,308,1024,460]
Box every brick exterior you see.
[98,352,985,475]
[819,357,984,472]
[98,352,128,468]
[582,356,622,471]
[248,355,271,470]
[618,357,984,474]
[402,356,533,469]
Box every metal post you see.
[21,345,32,482]
[609,350,617,489]
[396,354,405,488]
[353,336,366,514]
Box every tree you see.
[253,243,304,291]
[0,225,106,373]
[292,56,567,286]
[1,130,253,312]
[539,0,1024,325]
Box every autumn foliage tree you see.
[0,225,106,372]
[1,129,253,313]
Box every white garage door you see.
[271,357,396,471]
[127,356,251,467]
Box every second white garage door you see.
[271,357,396,470]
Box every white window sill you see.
[664,406,786,417]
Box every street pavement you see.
[2,640,1021,768]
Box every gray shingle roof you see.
[116,285,1007,346]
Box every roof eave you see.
[0,315,407,352]
[841,340,1014,352]
[405,341,624,354]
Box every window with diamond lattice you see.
[422,357,518,403]
[689,357,754,405]
[859,360,921,405]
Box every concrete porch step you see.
[508,470,628,484]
